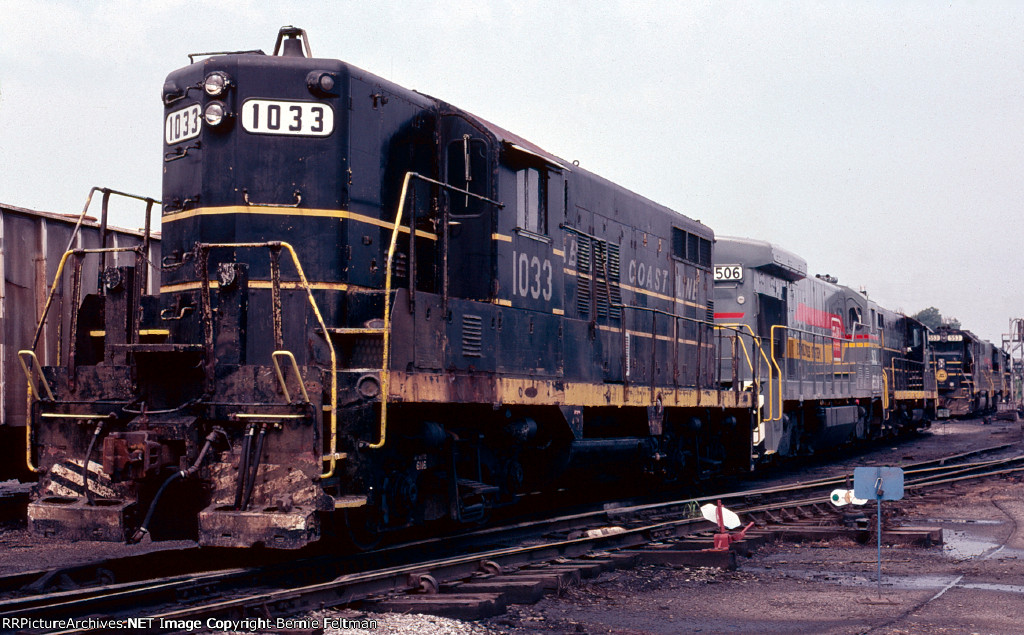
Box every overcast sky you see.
[2,1,1022,344]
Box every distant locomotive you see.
[20,28,1010,550]
[930,327,1009,418]
[23,28,752,548]
[712,237,935,459]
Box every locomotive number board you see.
[241,99,335,136]
[713,264,743,282]
[165,104,201,145]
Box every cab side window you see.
[516,167,547,234]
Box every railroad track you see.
[4,441,1022,633]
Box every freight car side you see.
[0,201,160,481]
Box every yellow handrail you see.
[24,392,40,473]
[749,327,777,422]
[17,350,51,474]
[30,247,142,350]
[196,241,340,479]
[714,323,775,422]
[368,171,503,451]
[769,325,787,421]
[24,242,342,476]
[271,350,311,404]
[881,367,890,419]
[892,358,899,393]
[769,324,863,420]
[735,329,769,439]
[23,244,150,475]
[713,325,761,441]
[233,413,307,420]
[368,172,417,451]
[18,350,54,401]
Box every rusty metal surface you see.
[197,507,318,549]
[28,497,131,542]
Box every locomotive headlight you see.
[203,72,231,97]
[204,102,227,126]
[736,295,746,305]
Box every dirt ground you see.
[479,418,1024,635]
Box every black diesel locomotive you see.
[930,326,1010,418]
[24,28,753,548]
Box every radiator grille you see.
[593,240,622,319]
[576,238,591,317]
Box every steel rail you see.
[46,513,709,635]
[734,454,1024,515]
[59,449,1024,635]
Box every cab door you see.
[442,115,493,300]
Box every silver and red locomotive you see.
[712,236,936,458]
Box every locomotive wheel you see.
[342,508,383,551]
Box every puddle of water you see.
[885,574,963,591]
[942,529,1002,560]
[751,566,1024,595]
[845,573,962,591]
[986,547,1024,560]
[960,582,1024,594]
[755,567,959,591]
